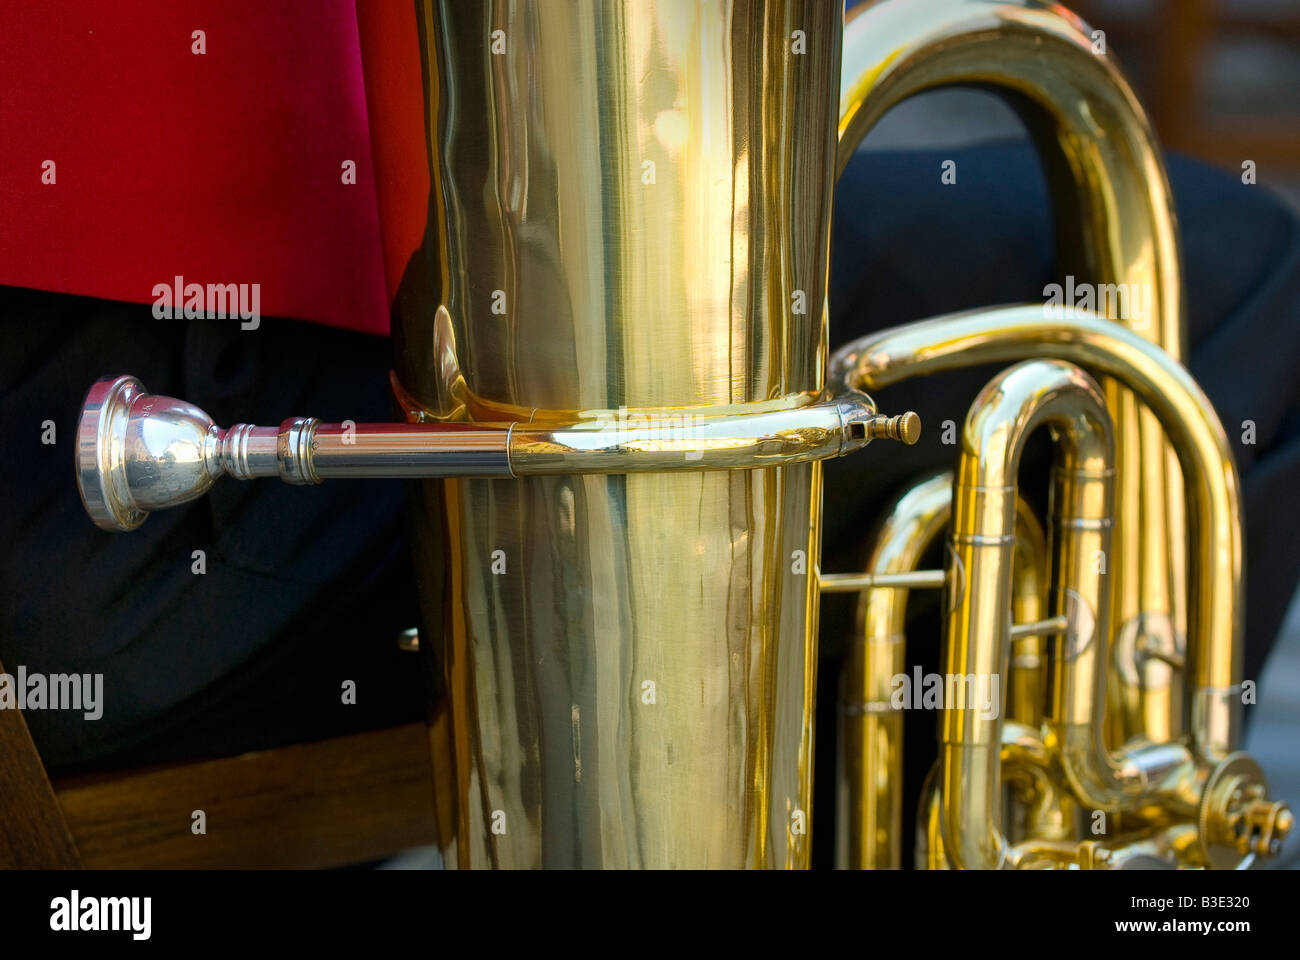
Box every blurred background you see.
[844,0,1300,868]
[1071,0,1300,211]
[853,0,1300,212]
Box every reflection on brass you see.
[831,307,1290,867]
[941,359,1114,869]
[74,376,916,531]
[831,308,1241,760]
[400,0,844,869]
[834,471,1048,870]
[72,0,1291,868]
[838,0,1188,749]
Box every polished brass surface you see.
[73,377,918,531]
[830,306,1242,763]
[833,471,1048,869]
[396,0,843,868]
[837,0,1187,751]
[819,569,946,594]
[941,359,1114,869]
[1001,721,1076,849]
[70,0,1292,870]
[836,473,951,871]
[507,396,916,474]
[1008,500,1050,730]
[829,306,1289,868]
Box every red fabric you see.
[355,1,430,308]
[0,1,394,335]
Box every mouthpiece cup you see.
[76,375,149,532]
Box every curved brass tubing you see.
[1005,825,1201,870]
[917,763,946,870]
[1000,721,1075,847]
[833,309,1295,867]
[829,306,1242,764]
[922,722,1077,870]
[837,0,1187,746]
[1008,502,1050,729]
[941,359,1113,869]
[835,471,1049,869]
[836,473,950,872]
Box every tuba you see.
[74,0,1291,869]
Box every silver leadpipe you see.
[76,375,920,532]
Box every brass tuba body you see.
[396,0,844,869]
[75,0,1291,868]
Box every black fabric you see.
[0,294,424,774]
[1,144,1297,832]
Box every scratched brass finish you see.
[838,0,1186,755]
[395,0,842,868]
